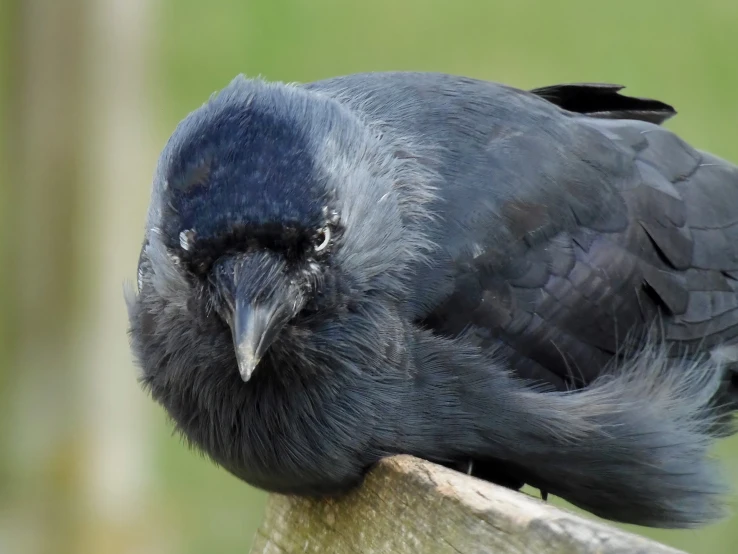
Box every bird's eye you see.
[314,226,331,252]
[179,229,197,251]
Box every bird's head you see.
[127,76,437,392]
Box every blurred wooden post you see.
[251,456,685,554]
[6,1,90,553]
[77,0,159,552]
[5,0,158,553]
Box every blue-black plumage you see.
[127,72,738,529]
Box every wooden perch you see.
[250,455,685,554]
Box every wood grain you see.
[251,455,685,554]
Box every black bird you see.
[127,72,738,528]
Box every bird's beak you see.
[230,297,290,382]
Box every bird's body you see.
[128,72,738,529]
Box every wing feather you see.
[307,72,738,387]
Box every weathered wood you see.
[250,455,684,554]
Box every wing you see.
[423,119,738,388]
[307,72,738,390]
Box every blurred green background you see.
[2,0,738,553]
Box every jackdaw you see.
[126,72,738,528]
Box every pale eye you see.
[314,226,331,252]
[179,229,197,251]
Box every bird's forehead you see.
[153,85,333,247]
